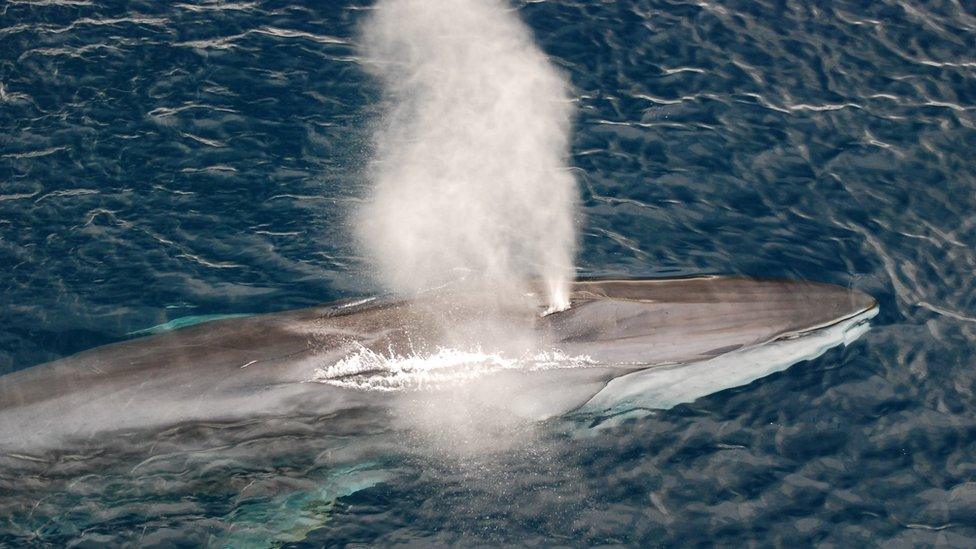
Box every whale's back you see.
[0,277,877,451]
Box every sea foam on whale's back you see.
[311,344,597,391]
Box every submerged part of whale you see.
[0,277,877,452]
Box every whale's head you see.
[541,276,877,366]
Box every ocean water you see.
[2,0,976,546]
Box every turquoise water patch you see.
[219,463,391,548]
[128,314,252,336]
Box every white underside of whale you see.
[582,305,878,415]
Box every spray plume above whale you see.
[0,0,877,454]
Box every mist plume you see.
[355,0,578,314]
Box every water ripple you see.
[2,0,975,545]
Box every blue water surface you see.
[2,0,976,546]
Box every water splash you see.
[310,344,596,391]
[354,0,578,313]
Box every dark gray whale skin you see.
[0,277,876,452]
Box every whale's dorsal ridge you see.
[0,276,877,452]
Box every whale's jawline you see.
[578,301,879,417]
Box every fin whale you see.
[0,277,877,453]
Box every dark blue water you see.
[2,0,976,546]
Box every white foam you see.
[310,344,596,391]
